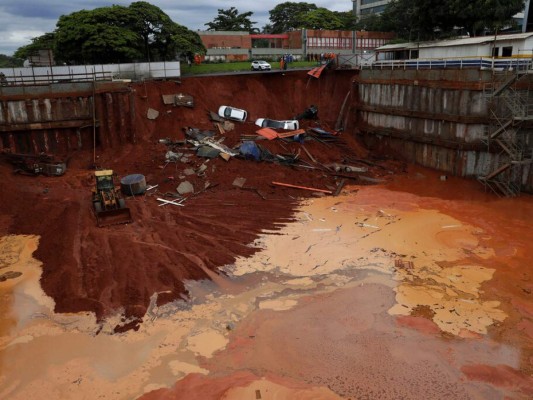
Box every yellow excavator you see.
[92,170,133,227]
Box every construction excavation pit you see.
[0,69,532,399]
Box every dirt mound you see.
[0,70,402,330]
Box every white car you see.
[218,105,247,122]
[255,118,299,130]
[251,60,271,71]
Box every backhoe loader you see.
[92,170,132,227]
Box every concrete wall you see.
[353,69,533,191]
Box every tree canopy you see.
[269,2,318,33]
[204,7,257,33]
[14,32,56,60]
[0,54,23,68]
[299,8,344,30]
[15,1,205,65]
[369,0,524,40]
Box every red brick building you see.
[198,30,395,62]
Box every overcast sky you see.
[0,0,353,56]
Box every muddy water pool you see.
[1,175,532,400]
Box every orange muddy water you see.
[0,167,532,400]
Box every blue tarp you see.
[239,141,261,161]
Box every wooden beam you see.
[272,181,332,194]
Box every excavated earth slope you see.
[0,70,398,330]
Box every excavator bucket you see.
[96,207,133,227]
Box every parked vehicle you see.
[218,105,247,122]
[255,118,299,130]
[251,60,271,71]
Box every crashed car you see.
[295,105,318,120]
[255,118,299,130]
[218,105,247,122]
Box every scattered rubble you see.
[1,151,67,176]
[177,181,194,195]
[147,108,160,120]
[162,93,194,108]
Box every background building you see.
[352,0,391,18]
[198,29,395,63]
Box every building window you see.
[360,5,387,14]
[410,50,419,59]
[502,46,513,57]
[307,37,352,49]
[492,47,500,57]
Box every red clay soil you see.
[0,70,403,330]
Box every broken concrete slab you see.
[147,108,160,120]
[177,181,194,195]
[209,111,224,122]
[183,168,195,176]
[166,151,182,162]
[201,138,238,157]
[162,93,194,107]
[232,177,247,188]
[197,146,220,158]
[185,127,216,142]
[223,121,235,131]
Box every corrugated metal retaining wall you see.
[0,82,135,155]
[354,69,533,191]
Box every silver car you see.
[255,118,299,130]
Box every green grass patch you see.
[182,61,317,75]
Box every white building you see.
[376,32,533,61]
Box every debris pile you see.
[135,104,400,209]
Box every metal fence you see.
[368,57,533,71]
[0,61,181,86]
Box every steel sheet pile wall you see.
[0,82,133,155]
[354,69,533,191]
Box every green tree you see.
[450,0,524,36]
[379,0,454,41]
[55,6,141,64]
[17,2,205,65]
[378,0,525,41]
[268,2,317,33]
[334,11,358,30]
[299,8,344,30]
[129,1,177,61]
[171,25,206,60]
[0,54,23,68]
[14,32,57,60]
[355,14,386,32]
[204,7,257,33]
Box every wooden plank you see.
[272,181,332,194]
[333,179,346,196]
[215,122,225,135]
[157,198,186,207]
[301,145,317,163]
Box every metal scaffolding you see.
[480,65,533,197]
